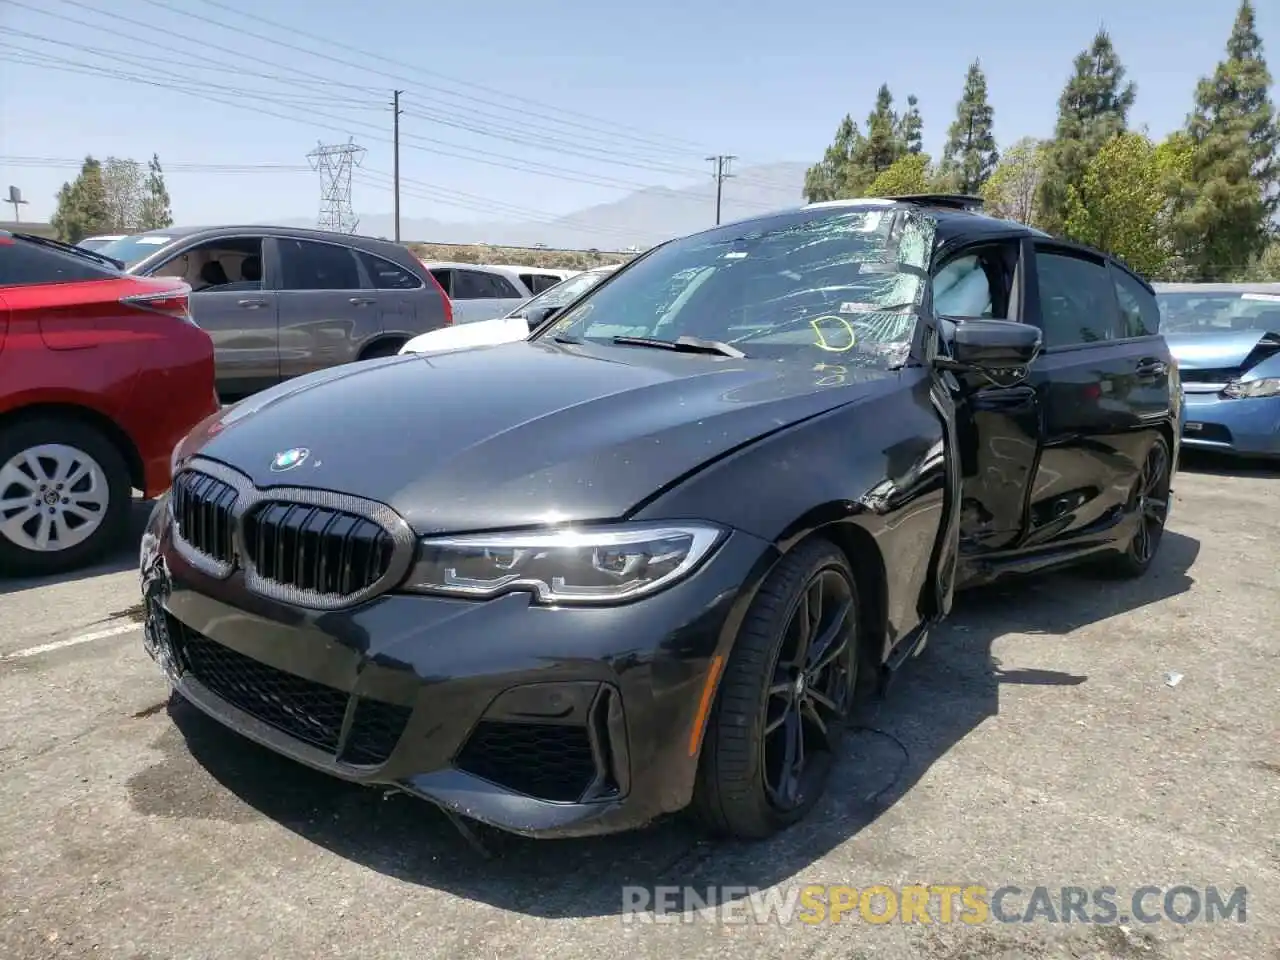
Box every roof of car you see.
[1153,282,1280,293]
[123,224,407,249]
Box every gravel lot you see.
[1,454,1277,960]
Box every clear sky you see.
[0,0,1274,232]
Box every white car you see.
[418,261,533,324]
[400,265,619,355]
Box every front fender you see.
[633,371,948,660]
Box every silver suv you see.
[98,225,452,401]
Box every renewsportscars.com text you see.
[620,884,1248,925]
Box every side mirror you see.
[524,305,559,329]
[942,318,1042,372]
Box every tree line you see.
[802,1,1279,282]
[50,155,174,243]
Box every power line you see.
[3,6,799,198]
[0,155,311,173]
[0,44,785,205]
[7,0,799,194]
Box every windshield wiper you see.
[611,335,745,358]
[14,233,125,271]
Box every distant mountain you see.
[270,162,808,250]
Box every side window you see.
[357,251,423,290]
[161,237,263,292]
[522,273,560,294]
[454,270,521,299]
[1111,267,1160,338]
[1033,249,1119,347]
[0,239,119,285]
[429,269,453,296]
[278,239,361,291]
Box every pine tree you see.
[1037,29,1137,234]
[802,115,866,202]
[898,95,924,155]
[1170,0,1277,279]
[941,60,1000,195]
[139,153,174,229]
[858,84,905,177]
[50,156,110,243]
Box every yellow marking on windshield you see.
[809,315,858,353]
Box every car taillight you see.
[122,289,194,324]
[426,273,453,325]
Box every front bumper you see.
[1180,390,1280,457]
[139,496,774,838]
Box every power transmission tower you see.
[391,90,404,241]
[706,154,736,225]
[307,138,366,233]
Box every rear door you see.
[144,234,276,399]
[450,268,526,324]
[354,250,440,338]
[1018,240,1169,549]
[274,237,375,381]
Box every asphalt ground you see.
[1,452,1277,960]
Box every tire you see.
[359,339,406,361]
[692,537,862,840]
[0,417,132,577]
[1095,436,1172,580]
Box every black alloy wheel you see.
[693,538,861,839]
[762,567,856,812]
[1099,436,1171,579]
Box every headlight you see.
[402,522,725,605]
[1223,377,1280,399]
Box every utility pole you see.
[392,89,404,242]
[706,154,736,225]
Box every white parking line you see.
[3,622,139,661]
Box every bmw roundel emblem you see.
[270,447,310,472]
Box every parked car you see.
[1154,282,1280,458]
[77,234,127,252]
[493,265,576,294]
[139,196,1179,843]
[0,230,217,576]
[419,261,540,324]
[398,264,620,355]
[96,226,453,401]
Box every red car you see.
[0,230,219,576]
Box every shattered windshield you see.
[538,206,936,368]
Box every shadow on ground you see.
[0,497,153,597]
[144,532,1199,919]
[1178,449,1280,479]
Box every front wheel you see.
[1097,436,1172,579]
[0,418,132,577]
[692,538,861,839]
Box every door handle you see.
[349,297,376,306]
[1135,359,1167,377]
[237,298,267,309]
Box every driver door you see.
[937,237,1043,559]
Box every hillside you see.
[276,162,807,251]
[407,243,632,269]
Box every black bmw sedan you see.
[140,196,1180,841]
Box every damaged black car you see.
[140,196,1180,841]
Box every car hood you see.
[177,340,895,535]
[1164,329,1280,369]
[399,315,530,355]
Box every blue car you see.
[1154,282,1280,458]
